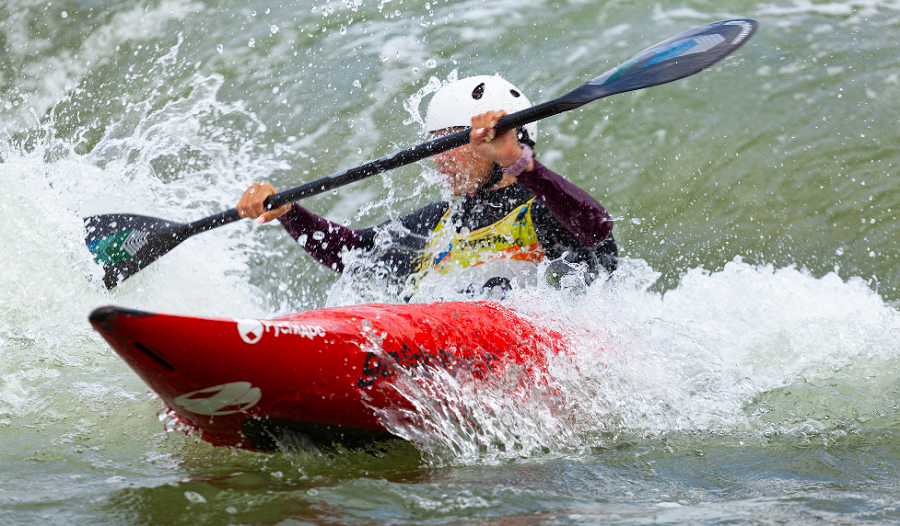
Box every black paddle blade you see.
[561,19,758,107]
[84,214,189,289]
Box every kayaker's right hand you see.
[237,182,293,224]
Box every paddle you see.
[85,18,758,289]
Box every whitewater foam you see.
[368,257,900,465]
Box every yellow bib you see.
[415,198,544,276]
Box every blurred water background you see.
[3,0,900,524]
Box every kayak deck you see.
[89,302,568,452]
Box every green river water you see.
[3,0,900,524]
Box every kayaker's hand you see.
[237,182,292,224]
[470,110,534,173]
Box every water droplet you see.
[270,24,280,34]
[425,58,437,68]
[184,491,207,504]
[248,38,256,48]
[216,44,223,54]
[340,26,347,35]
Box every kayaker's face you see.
[430,127,494,196]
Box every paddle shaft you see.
[191,19,760,233]
[183,96,595,236]
[86,19,758,289]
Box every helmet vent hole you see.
[472,83,485,100]
[510,89,521,98]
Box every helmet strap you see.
[470,164,504,198]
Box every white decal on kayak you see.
[236,319,264,344]
[174,382,262,416]
[234,318,326,344]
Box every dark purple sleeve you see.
[516,160,613,247]
[277,203,360,272]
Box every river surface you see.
[3,0,900,524]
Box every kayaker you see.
[237,75,617,300]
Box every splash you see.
[374,361,581,466]
[360,257,900,465]
[402,69,460,131]
[0,60,288,453]
[0,0,207,134]
[1,71,282,317]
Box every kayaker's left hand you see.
[237,181,292,224]
[470,110,534,173]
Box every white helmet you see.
[424,75,537,142]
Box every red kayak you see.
[89,301,570,452]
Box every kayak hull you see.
[89,301,567,451]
